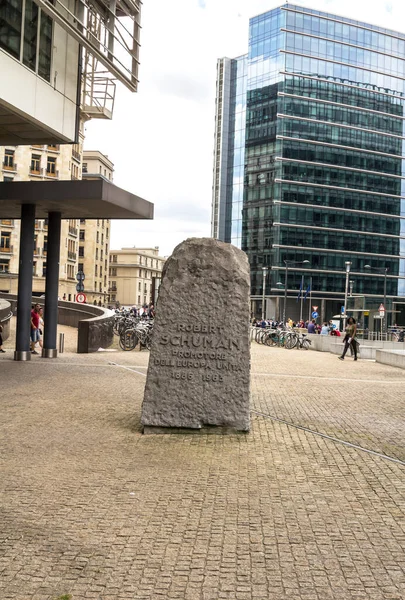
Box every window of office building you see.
[46,156,56,175]
[78,263,84,273]
[0,0,53,81]
[79,230,85,241]
[0,258,10,272]
[79,246,84,257]
[31,154,41,173]
[3,149,15,169]
[0,231,11,251]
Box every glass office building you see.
[211,3,405,325]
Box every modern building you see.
[212,3,405,327]
[0,0,153,361]
[108,247,165,307]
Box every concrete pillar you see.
[14,204,36,361]
[42,212,62,358]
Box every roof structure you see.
[0,179,153,220]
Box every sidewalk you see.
[0,330,404,600]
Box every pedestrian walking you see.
[30,303,41,355]
[339,317,358,361]
[37,307,44,350]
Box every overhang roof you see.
[0,179,153,219]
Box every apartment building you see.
[109,247,165,307]
[78,218,111,305]
[82,151,114,181]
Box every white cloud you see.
[84,0,405,257]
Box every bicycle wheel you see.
[301,339,310,350]
[255,329,264,344]
[285,334,298,349]
[265,331,278,346]
[119,329,138,351]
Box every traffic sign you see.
[76,293,87,304]
[312,306,318,311]
[379,303,385,318]
[312,311,319,319]
[76,282,84,293]
[76,271,85,281]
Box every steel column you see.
[14,204,36,361]
[42,212,62,358]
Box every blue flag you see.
[304,284,311,301]
[297,279,303,302]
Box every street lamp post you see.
[365,265,389,336]
[261,267,268,321]
[343,261,352,331]
[282,260,310,325]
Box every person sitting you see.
[321,322,329,335]
[307,319,316,334]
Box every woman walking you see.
[338,317,358,361]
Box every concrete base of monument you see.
[143,425,250,435]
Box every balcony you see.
[69,226,78,236]
[68,251,77,261]
[47,145,60,152]
[45,169,59,179]
[108,286,117,292]
[2,162,17,172]
[0,245,13,254]
[72,149,81,162]
[30,167,43,177]
[1,219,13,226]
[33,247,41,256]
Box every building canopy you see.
[0,179,153,219]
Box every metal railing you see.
[68,251,77,261]
[30,167,43,176]
[69,227,78,236]
[2,162,17,171]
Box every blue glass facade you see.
[212,3,405,322]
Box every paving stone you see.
[0,322,404,599]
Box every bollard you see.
[59,332,65,353]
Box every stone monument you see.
[141,238,251,433]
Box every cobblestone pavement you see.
[0,327,404,600]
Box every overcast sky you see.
[84,0,402,257]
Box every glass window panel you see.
[0,0,22,59]
[23,0,38,72]
[38,11,52,81]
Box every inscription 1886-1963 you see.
[141,237,250,432]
